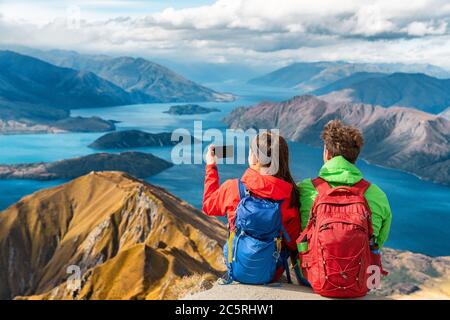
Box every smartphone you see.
[213,145,234,158]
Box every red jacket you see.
[202,164,301,251]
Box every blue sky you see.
[1,0,450,69]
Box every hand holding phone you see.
[205,145,234,165]
[205,145,218,165]
[213,145,234,159]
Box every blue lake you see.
[0,84,449,257]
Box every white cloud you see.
[351,5,396,36]
[1,0,450,69]
[405,21,448,36]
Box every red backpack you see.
[296,177,384,298]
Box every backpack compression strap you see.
[351,179,373,235]
[351,179,387,274]
[238,180,250,200]
[352,180,377,252]
[311,177,374,240]
[228,180,248,273]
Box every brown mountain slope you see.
[224,95,450,185]
[0,171,227,300]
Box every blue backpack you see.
[223,180,290,284]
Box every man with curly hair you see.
[298,120,392,249]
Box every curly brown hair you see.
[321,120,364,164]
[253,131,300,208]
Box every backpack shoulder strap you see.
[351,179,371,196]
[311,177,330,194]
[300,178,330,238]
[352,179,375,241]
[238,179,250,200]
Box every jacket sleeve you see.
[202,164,235,217]
[298,179,318,231]
[365,184,392,249]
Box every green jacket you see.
[298,156,392,248]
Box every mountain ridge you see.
[311,72,387,95]
[314,72,450,113]
[0,49,234,134]
[10,48,234,103]
[224,95,450,185]
[0,50,135,134]
[0,171,227,300]
[248,61,450,92]
[441,107,450,120]
[0,50,137,109]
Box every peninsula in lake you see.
[0,152,172,180]
[164,104,220,115]
[89,130,200,149]
[0,51,130,134]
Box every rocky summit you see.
[0,171,227,300]
[0,171,448,300]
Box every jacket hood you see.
[241,168,293,200]
[318,156,363,185]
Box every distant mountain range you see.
[12,48,234,103]
[0,50,137,110]
[224,95,450,185]
[0,50,233,134]
[248,61,450,92]
[313,72,450,114]
[312,72,388,95]
[0,51,133,133]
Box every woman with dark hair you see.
[202,132,301,283]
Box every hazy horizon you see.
[1,0,450,71]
